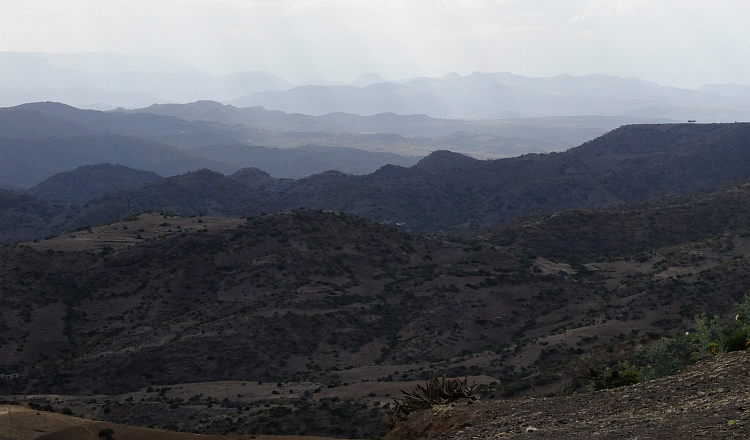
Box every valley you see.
[2,4,749,438]
[1,116,750,439]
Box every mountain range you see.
[0,52,293,109]
[0,101,679,190]
[1,121,748,244]
[0,103,427,187]
[2,52,748,123]
[69,122,750,235]
[4,52,750,440]
[2,119,750,438]
[231,72,750,121]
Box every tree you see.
[98,428,114,440]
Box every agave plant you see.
[393,375,481,416]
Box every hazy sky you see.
[1,0,748,87]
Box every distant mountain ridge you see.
[123,100,679,159]
[230,72,750,121]
[0,52,294,108]
[0,134,220,188]
[3,52,746,122]
[0,103,425,186]
[188,144,421,178]
[125,100,672,139]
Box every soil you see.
[384,350,750,439]
[0,406,344,440]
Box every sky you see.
[1,0,748,88]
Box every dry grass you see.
[0,406,87,440]
[0,406,346,440]
[27,213,245,253]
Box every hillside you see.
[0,134,221,188]
[489,181,750,262]
[0,190,71,243]
[64,122,750,235]
[184,144,421,179]
[2,122,750,438]
[0,109,91,139]
[30,164,164,204]
[3,195,750,436]
[124,100,665,142]
[385,350,750,439]
[1,122,749,241]
[2,102,255,148]
[0,405,340,440]
[0,104,428,187]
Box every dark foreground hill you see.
[385,350,750,439]
[3,198,750,436]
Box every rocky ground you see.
[385,350,750,439]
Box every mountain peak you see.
[230,167,275,186]
[413,150,478,172]
[350,73,389,87]
[30,164,163,204]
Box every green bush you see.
[636,343,681,381]
[586,361,641,391]
[687,291,750,357]
[724,330,749,352]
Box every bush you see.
[724,330,749,352]
[393,375,480,416]
[585,361,641,391]
[636,343,681,381]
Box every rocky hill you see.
[385,350,750,439]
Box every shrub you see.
[724,330,749,352]
[585,361,640,391]
[636,343,681,381]
[688,314,722,360]
[393,375,480,416]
